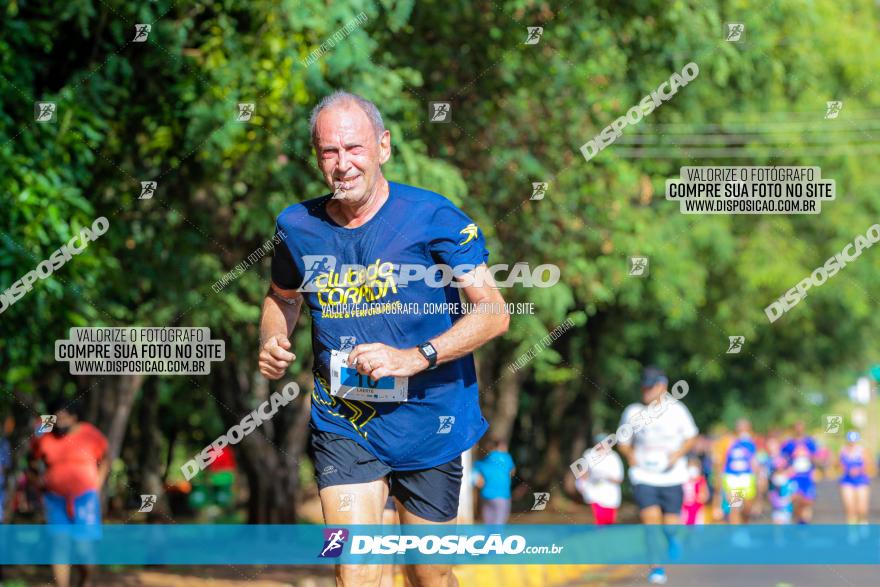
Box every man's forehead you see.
[315,105,373,142]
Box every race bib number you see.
[329,350,408,402]
[793,456,811,473]
[725,473,751,490]
[729,459,749,473]
[639,449,669,473]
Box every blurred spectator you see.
[681,456,709,525]
[473,437,515,524]
[0,424,12,522]
[574,437,623,525]
[29,399,109,587]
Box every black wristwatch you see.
[417,342,438,370]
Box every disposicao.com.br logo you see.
[337,533,563,556]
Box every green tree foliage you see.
[2,0,879,505]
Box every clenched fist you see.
[259,334,296,380]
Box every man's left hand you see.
[348,343,428,381]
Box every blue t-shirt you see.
[271,181,490,470]
[781,437,817,480]
[0,437,10,484]
[724,437,756,475]
[474,451,515,499]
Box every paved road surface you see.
[570,480,880,587]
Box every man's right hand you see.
[259,334,296,380]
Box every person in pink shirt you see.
[681,456,709,525]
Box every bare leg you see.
[856,485,870,524]
[379,501,402,587]
[841,484,856,523]
[640,505,662,525]
[639,506,664,573]
[397,506,458,587]
[794,495,813,523]
[320,479,388,587]
[51,564,71,587]
[77,564,94,587]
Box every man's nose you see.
[336,150,351,173]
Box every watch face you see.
[422,344,436,356]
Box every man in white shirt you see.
[617,367,698,585]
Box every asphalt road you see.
[572,480,880,587]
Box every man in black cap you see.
[617,367,698,585]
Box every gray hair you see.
[309,90,385,145]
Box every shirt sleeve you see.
[781,442,793,460]
[426,200,490,270]
[678,404,699,439]
[270,223,302,290]
[91,426,109,460]
[617,406,636,445]
[611,453,624,480]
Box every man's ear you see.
[378,130,391,164]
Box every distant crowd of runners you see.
[472,366,874,585]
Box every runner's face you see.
[314,105,390,205]
[641,382,665,404]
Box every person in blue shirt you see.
[722,418,758,524]
[0,430,11,523]
[839,430,871,525]
[473,437,516,524]
[780,421,818,524]
[259,90,509,587]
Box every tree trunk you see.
[86,374,144,514]
[489,369,525,444]
[213,362,303,523]
[138,380,166,513]
[534,381,571,487]
[92,374,144,464]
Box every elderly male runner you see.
[258,91,509,587]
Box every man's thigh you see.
[320,481,389,525]
[390,458,462,587]
[310,430,392,524]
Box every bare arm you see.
[426,264,510,364]
[97,458,110,489]
[617,444,636,467]
[258,283,303,380]
[349,264,510,380]
[669,436,698,465]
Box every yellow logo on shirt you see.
[459,224,479,245]
[314,258,398,308]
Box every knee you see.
[406,564,455,587]
[337,564,382,587]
